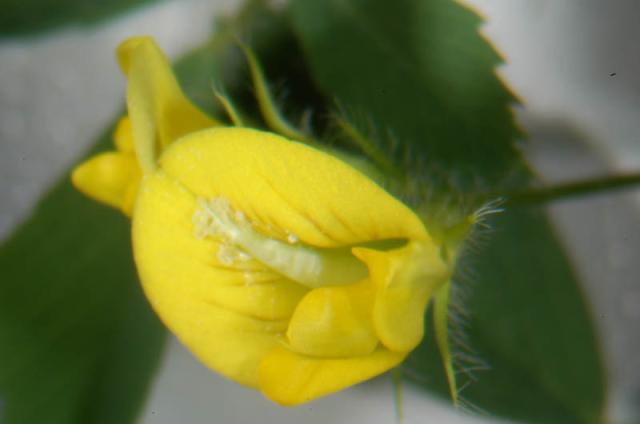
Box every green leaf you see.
[406,207,605,423]
[0,128,166,424]
[287,0,605,422]
[0,0,159,36]
[288,0,525,195]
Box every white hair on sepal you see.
[457,395,492,419]
[422,273,491,418]
[459,198,504,263]
[298,108,315,135]
[329,103,411,181]
[395,275,490,416]
[472,197,505,228]
[421,198,503,415]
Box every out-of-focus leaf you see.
[0,2,314,422]
[406,207,605,423]
[0,129,166,424]
[287,0,605,422]
[0,0,159,36]
[288,0,525,195]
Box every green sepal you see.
[433,280,458,406]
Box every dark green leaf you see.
[0,0,158,36]
[287,0,605,422]
[288,0,525,195]
[0,129,166,424]
[406,207,605,423]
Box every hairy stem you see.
[499,172,640,206]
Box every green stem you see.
[392,367,404,424]
[500,173,640,206]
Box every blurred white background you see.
[1,0,638,422]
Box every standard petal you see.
[353,242,449,352]
[159,127,428,248]
[286,279,378,357]
[71,152,140,215]
[259,346,405,405]
[117,36,218,172]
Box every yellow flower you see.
[72,37,450,405]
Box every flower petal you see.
[158,127,428,248]
[259,346,405,405]
[173,299,287,387]
[113,116,134,153]
[133,172,312,386]
[134,173,309,322]
[352,242,449,352]
[117,36,219,172]
[71,152,140,215]
[286,279,378,357]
